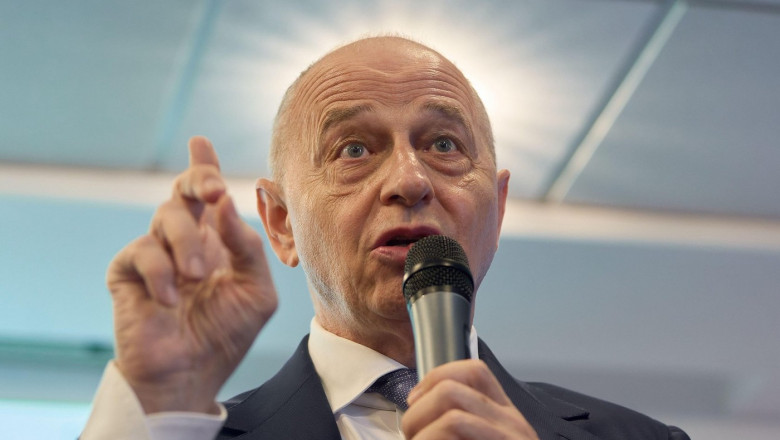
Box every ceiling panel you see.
[0,0,205,169]
[0,0,664,200]
[565,4,780,218]
[157,0,661,197]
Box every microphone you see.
[403,235,474,379]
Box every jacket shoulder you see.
[527,382,690,440]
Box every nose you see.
[379,143,433,207]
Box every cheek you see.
[295,185,371,263]
[450,175,501,280]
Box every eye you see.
[341,142,368,159]
[432,137,457,153]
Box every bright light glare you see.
[225,0,565,194]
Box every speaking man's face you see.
[279,38,509,339]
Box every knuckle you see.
[134,233,159,248]
[441,408,469,430]
[462,359,491,384]
[116,235,155,263]
[474,361,492,381]
[141,257,171,280]
[172,167,194,187]
[106,235,155,288]
[149,201,177,232]
[193,163,220,176]
[434,379,470,409]
[187,164,221,186]
[439,378,461,396]
[155,199,180,218]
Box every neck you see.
[314,313,417,367]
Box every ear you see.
[495,169,510,247]
[256,178,299,267]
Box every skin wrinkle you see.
[320,104,374,143]
[314,95,476,159]
[273,98,488,198]
[271,58,494,187]
[318,102,477,171]
[272,39,493,185]
[263,37,508,364]
[322,122,473,200]
[291,154,348,309]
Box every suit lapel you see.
[222,335,605,440]
[478,339,602,440]
[219,336,340,440]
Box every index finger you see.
[188,135,221,170]
[173,136,226,203]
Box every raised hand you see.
[403,360,539,439]
[107,136,278,414]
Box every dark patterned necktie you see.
[366,368,419,411]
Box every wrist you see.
[115,362,223,414]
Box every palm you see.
[111,214,275,389]
[104,137,278,412]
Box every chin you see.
[373,292,409,321]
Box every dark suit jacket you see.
[218,336,689,439]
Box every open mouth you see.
[385,236,422,247]
[374,226,441,253]
[381,230,438,248]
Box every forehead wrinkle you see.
[311,77,473,113]
[305,62,471,109]
[293,64,365,123]
[297,57,482,157]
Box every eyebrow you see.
[421,101,469,128]
[320,104,374,135]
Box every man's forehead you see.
[301,51,474,117]
[272,37,495,183]
[320,100,469,133]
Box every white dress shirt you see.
[81,318,479,440]
[309,318,478,439]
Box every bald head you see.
[269,36,495,190]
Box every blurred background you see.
[1,0,779,438]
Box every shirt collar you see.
[308,317,480,414]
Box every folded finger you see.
[403,379,499,434]
[108,234,177,306]
[168,137,226,204]
[409,409,525,440]
[411,360,512,407]
[151,199,207,280]
[404,383,538,440]
[173,163,226,205]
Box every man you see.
[82,36,688,439]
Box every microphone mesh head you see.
[403,235,474,303]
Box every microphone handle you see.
[408,290,471,379]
